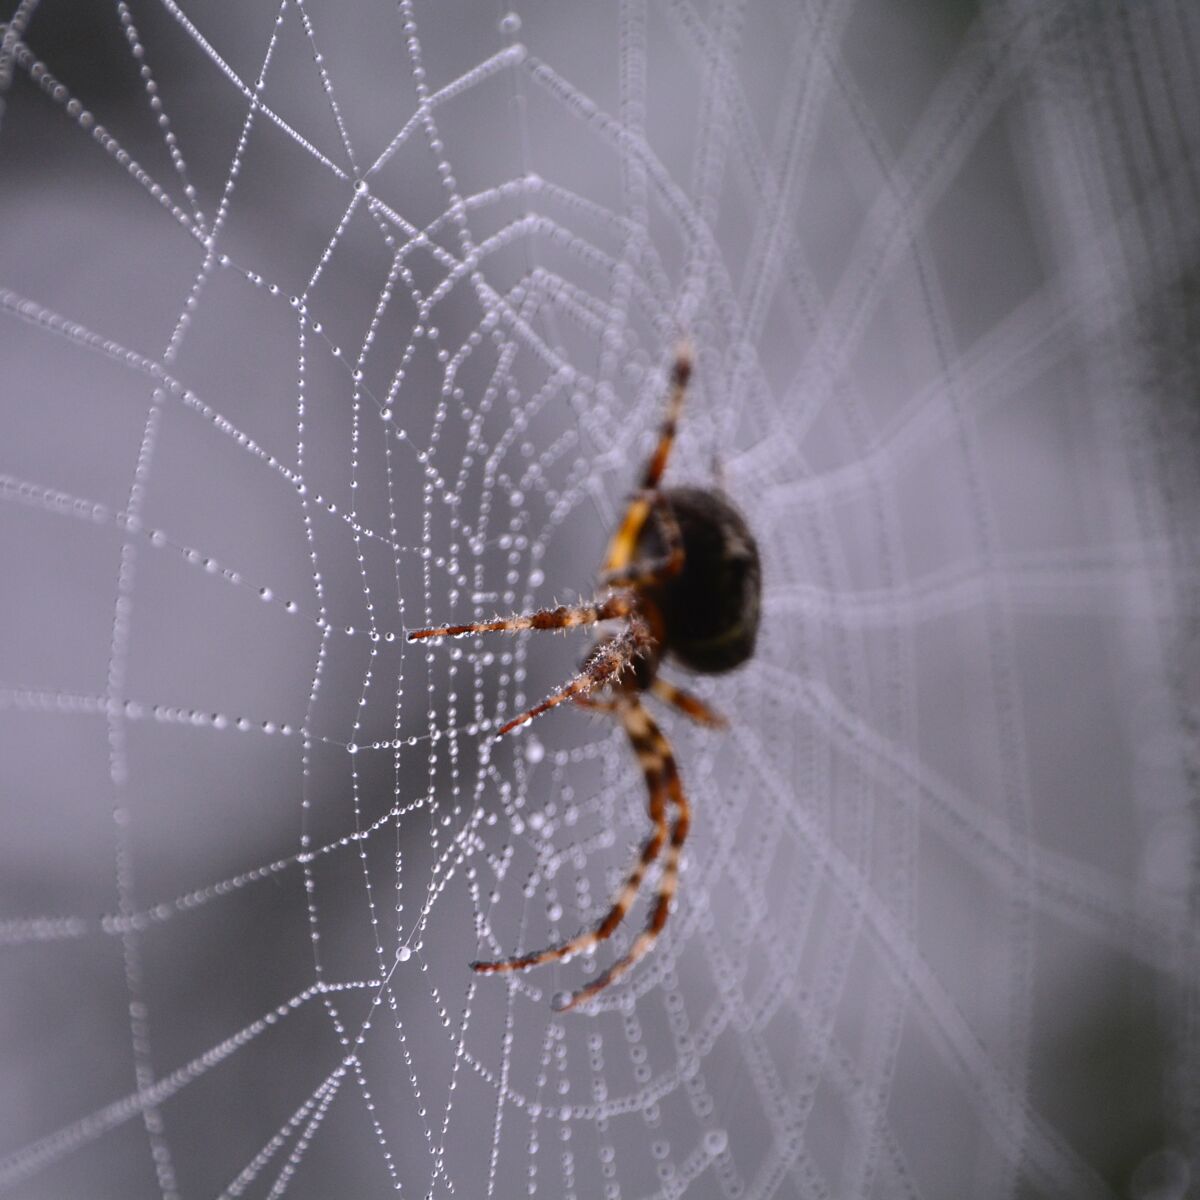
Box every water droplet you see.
[704,1129,729,1156]
[396,946,412,963]
[525,738,544,764]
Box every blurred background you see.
[1,1,1198,1196]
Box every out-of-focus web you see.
[0,1,1197,1198]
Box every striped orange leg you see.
[495,617,653,737]
[650,678,727,729]
[552,703,691,1012]
[472,704,669,977]
[601,342,692,577]
[407,591,636,641]
[639,342,692,491]
[599,493,684,590]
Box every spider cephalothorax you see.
[408,344,761,1010]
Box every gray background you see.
[1,1,1198,1197]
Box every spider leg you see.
[599,492,684,590]
[571,694,622,714]
[408,592,635,641]
[650,678,728,729]
[472,703,669,975]
[640,342,692,492]
[601,342,692,576]
[494,618,653,737]
[552,703,690,1012]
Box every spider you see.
[408,343,761,1011]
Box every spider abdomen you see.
[642,486,761,674]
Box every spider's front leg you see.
[494,616,654,736]
[407,591,635,641]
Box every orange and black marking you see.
[473,701,690,1013]
[601,342,692,577]
[650,678,727,729]
[601,493,685,590]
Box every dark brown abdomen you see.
[643,487,761,675]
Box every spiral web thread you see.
[0,1,1198,1197]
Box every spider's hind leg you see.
[473,704,670,976]
[639,342,692,492]
[601,342,692,576]
[552,701,690,1012]
[473,700,686,1009]
[650,678,727,729]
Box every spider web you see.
[1,0,1199,1197]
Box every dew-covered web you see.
[2,0,1199,1196]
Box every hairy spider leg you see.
[407,592,636,641]
[571,694,621,714]
[495,617,654,737]
[552,702,691,1011]
[472,701,670,977]
[575,682,725,731]
[650,678,728,728]
[601,342,692,577]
